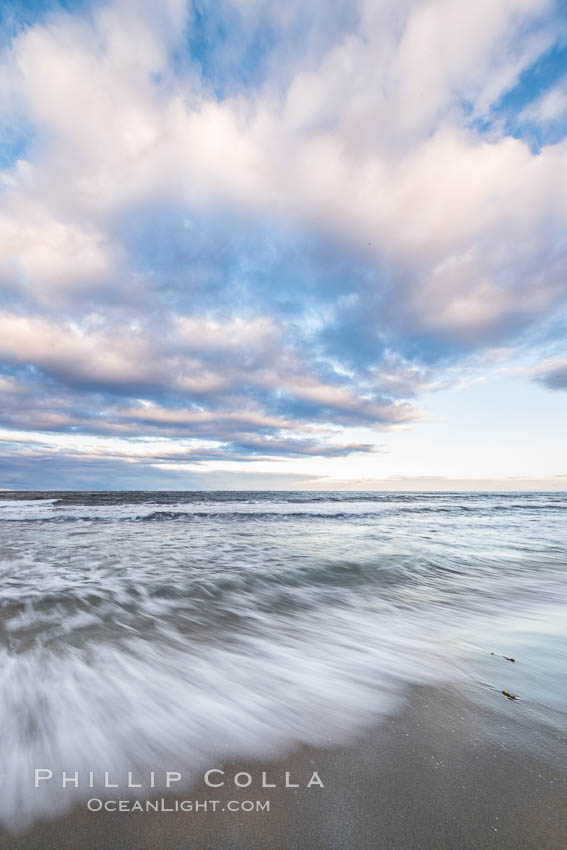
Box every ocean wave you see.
[1,498,566,523]
[1,490,567,830]
[0,597,467,829]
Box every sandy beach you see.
[3,677,566,850]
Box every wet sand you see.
[2,678,566,850]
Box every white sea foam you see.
[0,498,397,522]
[0,598,467,829]
[0,499,58,520]
[1,490,566,830]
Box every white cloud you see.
[1,0,564,334]
[519,74,567,130]
[0,0,566,483]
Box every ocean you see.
[1,490,566,828]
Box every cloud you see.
[0,311,419,434]
[533,357,567,389]
[0,0,566,485]
[520,75,567,125]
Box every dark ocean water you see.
[0,490,566,826]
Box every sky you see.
[0,0,566,491]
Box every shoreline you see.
[3,679,566,850]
